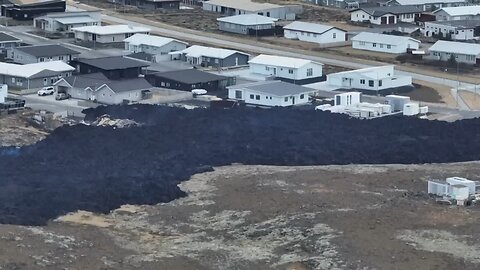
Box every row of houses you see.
[307,0,468,11]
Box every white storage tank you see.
[0,84,7,103]
[403,102,420,116]
[446,177,476,195]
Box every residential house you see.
[350,6,422,25]
[0,61,74,89]
[284,21,347,44]
[124,34,188,62]
[145,69,231,91]
[248,54,324,84]
[426,40,480,64]
[1,0,66,20]
[386,0,467,12]
[433,5,480,21]
[325,65,413,93]
[12,44,80,64]
[33,11,101,33]
[70,56,150,79]
[72,25,151,44]
[217,14,278,35]
[304,0,361,9]
[423,20,480,40]
[170,45,249,68]
[203,0,303,20]
[54,72,152,105]
[351,32,420,53]
[134,0,180,9]
[228,80,314,106]
[0,32,21,54]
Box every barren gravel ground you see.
[0,112,47,147]
[0,163,479,269]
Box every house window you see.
[214,59,219,64]
[43,78,48,85]
[313,34,317,37]
[307,33,310,36]
[359,41,366,46]
[379,80,382,87]
[373,43,377,47]
[387,45,391,49]
[39,57,44,62]
[369,80,374,87]
[288,69,294,74]
[235,90,242,99]
[380,44,384,48]
[360,79,365,84]
[284,97,288,102]
[59,55,64,60]
[307,68,313,77]
[333,33,336,39]
[250,94,254,99]
[300,94,305,99]
[265,66,270,71]
[255,95,260,100]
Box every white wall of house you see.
[12,50,74,64]
[0,84,7,103]
[74,31,150,43]
[426,51,479,64]
[228,88,311,106]
[125,40,187,61]
[249,62,323,80]
[352,39,419,54]
[94,86,143,104]
[39,19,99,33]
[284,28,346,43]
[351,10,419,25]
[326,66,412,91]
[423,22,475,40]
[202,3,291,19]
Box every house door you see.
[388,16,395,24]
[381,17,387,24]
[292,96,295,105]
[273,68,277,75]
[477,58,480,66]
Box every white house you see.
[34,11,101,33]
[350,6,422,25]
[423,20,480,40]
[426,40,480,64]
[386,0,467,12]
[283,21,346,44]
[72,25,151,44]
[217,14,278,35]
[248,54,324,84]
[227,80,315,107]
[124,34,188,62]
[326,65,413,93]
[202,0,302,20]
[433,5,480,21]
[169,45,250,68]
[351,32,420,54]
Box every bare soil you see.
[459,90,480,110]
[0,111,48,147]
[0,163,479,269]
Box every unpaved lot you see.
[0,112,48,147]
[0,163,479,269]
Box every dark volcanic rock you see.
[0,105,479,225]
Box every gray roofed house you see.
[12,44,80,64]
[0,32,20,43]
[0,32,21,54]
[145,69,231,91]
[350,5,422,25]
[54,72,153,104]
[227,80,314,107]
[423,20,480,40]
[33,10,102,34]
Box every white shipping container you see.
[446,177,476,195]
[451,185,470,201]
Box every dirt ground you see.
[0,111,48,147]
[0,163,479,269]
[459,91,480,110]
[405,80,456,106]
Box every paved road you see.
[14,94,87,117]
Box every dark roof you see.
[351,5,422,16]
[150,69,227,84]
[9,0,65,7]
[15,44,80,58]
[75,56,150,70]
[230,81,312,96]
[65,72,152,93]
[0,32,20,43]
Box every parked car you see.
[55,93,71,100]
[37,86,55,96]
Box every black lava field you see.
[1,105,480,225]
